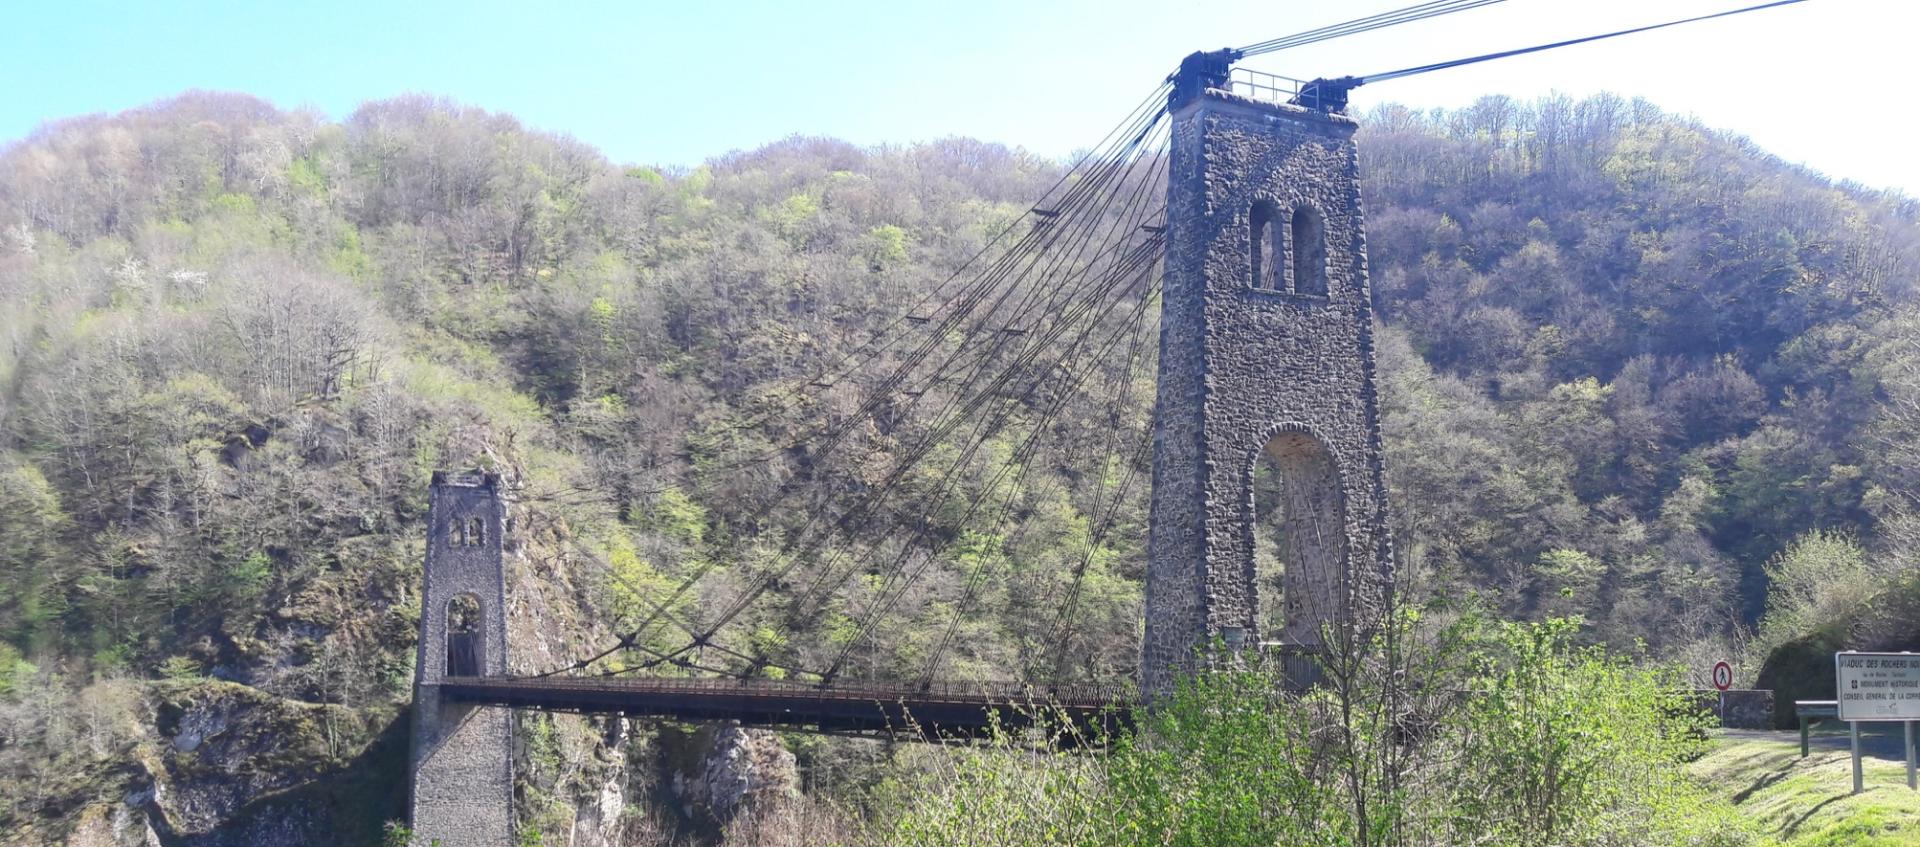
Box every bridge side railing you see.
[1261,642,1327,691]
[444,675,1133,708]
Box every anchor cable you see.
[1238,0,1509,58]
[1355,0,1811,85]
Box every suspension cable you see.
[818,226,1167,679]
[915,257,1164,688]
[545,107,1174,681]
[703,82,1175,449]
[1238,0,1509,58]
[690,119,1170,641]
[1359,0,1809,85]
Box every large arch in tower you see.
[1247,424,1348,649]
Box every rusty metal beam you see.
[435,676,1133,740]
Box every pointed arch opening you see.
[1290,205,1328,296]
[1250,428,1347,648]
[1249,199,1284,291]
[446,593,483,676]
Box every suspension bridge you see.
[403,1,1811,842]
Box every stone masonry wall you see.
[1693,689,1775,730]
[410,472,516,845]
[1143,90,1394,697]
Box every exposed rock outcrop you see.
[668,725,799,826]
[139,681,404,846]
[62,803,159,847]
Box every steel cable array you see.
[527,0,1812,692]
[1352,0,1809,85]
[1237,0,1509,58]
[519,88,1175,685]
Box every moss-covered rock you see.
[1755,626,1848,729]
[140,680,407,846]
[1755,573,1920,731]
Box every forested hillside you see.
[2,90,1918,844]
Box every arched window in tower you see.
[1290,205,1328,296]
[446,593,483,676]
[1249,199,1283,291]
[468,516,486,548]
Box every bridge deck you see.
[437,676,1134,737]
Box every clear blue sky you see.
[3,0,1908,192]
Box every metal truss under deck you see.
[436,676,1133,738]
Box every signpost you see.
[1834,651,1920,794]
[1711,660,1733,727]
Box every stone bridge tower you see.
[1142,56,1395,697]
[410,471,515,844]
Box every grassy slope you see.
[1691,732,1920,846]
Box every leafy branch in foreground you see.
[878,616,1755,847]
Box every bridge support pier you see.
[410,471,515,845]
[1142,70,1395,698]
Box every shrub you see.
[1438,619,1739,846]
[876,618,1756,847]
[1749,530,1906,727]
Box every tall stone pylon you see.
[1141,54,1395,698]
[410,471,515,845]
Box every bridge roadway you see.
[437,675,1134,738]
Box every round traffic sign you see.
[1712,660,1733,691]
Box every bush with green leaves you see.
[878,618,1755,847]
[1437,619,1747,846]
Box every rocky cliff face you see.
[23,681,406,847]
[12,449,817,847]
[35,680,816,847]
[61,804,157,847]
[669,726,800,825]
[144,683,394,845]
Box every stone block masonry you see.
[1694,689,1775,730]
[1142,85,1395,698]
[410,471,515,845]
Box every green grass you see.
[1690,731,1920,846]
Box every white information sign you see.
[1835,652,1920,722]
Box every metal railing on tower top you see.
[1227,68,1307,105]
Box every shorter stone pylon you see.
[410,471,515,844]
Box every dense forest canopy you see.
[3,89,1920,836]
